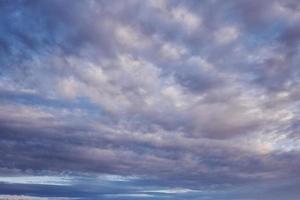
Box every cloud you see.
[214,26,239,45]
[0,0,300,199]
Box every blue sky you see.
[1,0,300,199]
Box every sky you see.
[0,0,300,199]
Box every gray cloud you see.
[0,0,300,199]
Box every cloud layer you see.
[1,0,300,199]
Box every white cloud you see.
[159,42,187,60]
[187,56,214,71]
[214,26,239,45]
[171,6,202,32]
[57,76,79,100]
[145,188,199,194]
[272,1,300,23]
[0,176,72,186]
[114,24,151,50]
[0,195,77,200]
[104,194,154,198]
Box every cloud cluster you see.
[1,0,300,199]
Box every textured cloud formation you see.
[1,0,300,199]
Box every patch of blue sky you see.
[0,176,73,186]
[0,90,103,115]
[245,21,287,47]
